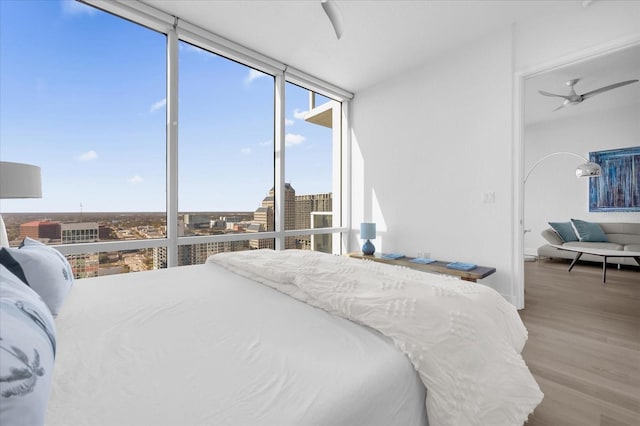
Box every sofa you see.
[538,221,640,266]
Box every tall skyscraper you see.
[250,183,297,249]
[294,193,332,250]
[250,184,332,250]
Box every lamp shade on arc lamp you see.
[0,161,42,199]
[360,222,376,255]
[575,161,602,178]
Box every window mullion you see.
[166,27,179,266]
[274,72,286,250]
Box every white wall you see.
[351,27,515,297]
[524,105,640,255]
[350,1,640,304]
[513,1,640,72]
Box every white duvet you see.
[47,259,426,426]
[208,249,543,426]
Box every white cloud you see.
[61,0,96,16]
[150,98,166,113]
[241,147,252,155]
[245,69,268,85]
[77,150,98,161]
[293,109,308,119]
[259,140,272,147]
[128,175,144,184]
[285,133,306,147]
[181,43,208,56]
[285,118,294,126]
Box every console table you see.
[346,252,496,283]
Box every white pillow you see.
[0,215,9,247]
[0,237,73,316]
[0,264,57,426]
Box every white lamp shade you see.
[360,222,376,240]
[0,161,42,199]
[575,162,602,178]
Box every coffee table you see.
[550,245,640,284]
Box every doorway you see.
[513,39,640,309]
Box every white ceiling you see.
[525,44,640,125]
[145,0,582,93]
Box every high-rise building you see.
[153,240,248,268]
[249,183,296,249]
[66,254,99,279]
[294,193,332,250]
[250,185,332,250]
[252,207,274,232]
[59,222,100,278]
[295,193,332,230]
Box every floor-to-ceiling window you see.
[175,42,276,265]
[0,0,166,277]
[284,85,337,254]
[0,0,346,275]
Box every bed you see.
[0,246,543,426]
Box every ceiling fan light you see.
[575,162,601,178]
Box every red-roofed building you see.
[19,221,61,241]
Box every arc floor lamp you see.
[524,151,602,183]
[523,151,601,261]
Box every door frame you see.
[512,35,640,309]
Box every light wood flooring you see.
[520,259,640,426]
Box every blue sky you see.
[0,0,333,213]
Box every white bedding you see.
[46,260,427,426]
[209,249,543,426]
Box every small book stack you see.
[381,253,405,260]
[446,262,477,271]
[410,257,437,264]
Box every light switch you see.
[482,192,495,204]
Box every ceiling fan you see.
[321,0,343,40]
[539,78,639,111]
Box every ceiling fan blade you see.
[538,90,569,99]
[321,0,343,40]
[581,79,639,99]
[553,103,567,112]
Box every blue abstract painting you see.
[589,146,640,212]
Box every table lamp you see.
[360,222,376,255]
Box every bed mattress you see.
[46,261,427,426]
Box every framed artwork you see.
[589,146,640,212]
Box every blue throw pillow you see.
[570,219,608,242]
[0,237,73,316]
[548,222,578,242]
[0,264,57,426]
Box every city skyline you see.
[0,0,334,213]
[2,182,333,240]
[5,186,334,278]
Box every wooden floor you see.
[520,259,640,426]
